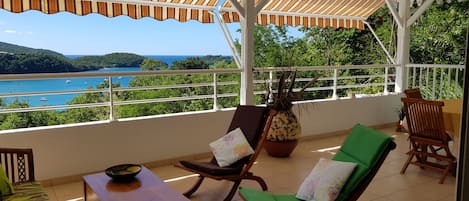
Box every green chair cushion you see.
[335,124,391,167]
[332,124,392,201]
[239,188,299,201]
[0,165,14,196]
[2,182,49,201]
[239,124,393,201]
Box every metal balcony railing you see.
[406,64,465,100]
[0,64,399,128]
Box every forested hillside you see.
[0,42,146,73]
[70,53,145,70]
[0,53,79,73]
[0,41,66,58]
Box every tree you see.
[172,57,210,70]
[140,58,168,71]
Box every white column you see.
[239,0,255,105]
[395,0,410,93]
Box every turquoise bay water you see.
[0,55,195,107]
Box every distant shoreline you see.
[65,54,232,59]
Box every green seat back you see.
[239,187,299,201]
[332,124,393,201]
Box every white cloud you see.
[3,30,33,35]
[4,29,17,34]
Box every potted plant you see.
[263,71,318,157]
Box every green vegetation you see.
[0,53,79,73]
[0,1,468,130]
[70,53,145,70]
[0,42,146,73]
[0,41,66,58]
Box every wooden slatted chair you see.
[0,148,49,200]
[400,98,456,184]
[175,105,277,201]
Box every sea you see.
[0,55,199,107]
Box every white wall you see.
[0,94,402,180]
[296,94,402,136]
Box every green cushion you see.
[332,124,392,201]
[239,188,299,201]
[2,182,49,201]
[0,165,14,196]
[335,124,391,166]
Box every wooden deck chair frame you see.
[0,148,35,184]
[404,88,423,99]
[175,106,277,201]
[400,98,456,184]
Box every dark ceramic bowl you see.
[105,164,142,182]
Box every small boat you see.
[40,97,48,101]
[118,76,123,79]
[66,80,72,84]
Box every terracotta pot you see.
[264,140,298,157]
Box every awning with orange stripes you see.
[0,0,387,29]
[220,0,387,30]
[0,0,217,23]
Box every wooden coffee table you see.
[83,166,189,201]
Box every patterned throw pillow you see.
[296,158,356,201]
[209,128,255,167]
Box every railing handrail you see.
[0,68,243,81]
[254,64,400,72]
[406,64,465,69]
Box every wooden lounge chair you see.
[400,98,456,184]
[0,148,49,200]
[175,105,277,201]
[239,124,396,201]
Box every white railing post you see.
[332,69,338,99]
[426,67,430,87]
[447,68,452,89]
[108,76,115,121]
[384,67,389,94]
[213,73,219,110]
[419,67,423,87]
[432,67,437,100]
[439,68,444,98]
[268,70,274,103]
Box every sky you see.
[0,9,304,56]
[0,9,241,56]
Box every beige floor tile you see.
[53,181,85,201]
[44,186,58,201]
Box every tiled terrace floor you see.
[44,126,456,201]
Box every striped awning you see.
[0,0,387,29]
[220,0,387,30]
[0,0,218,23]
